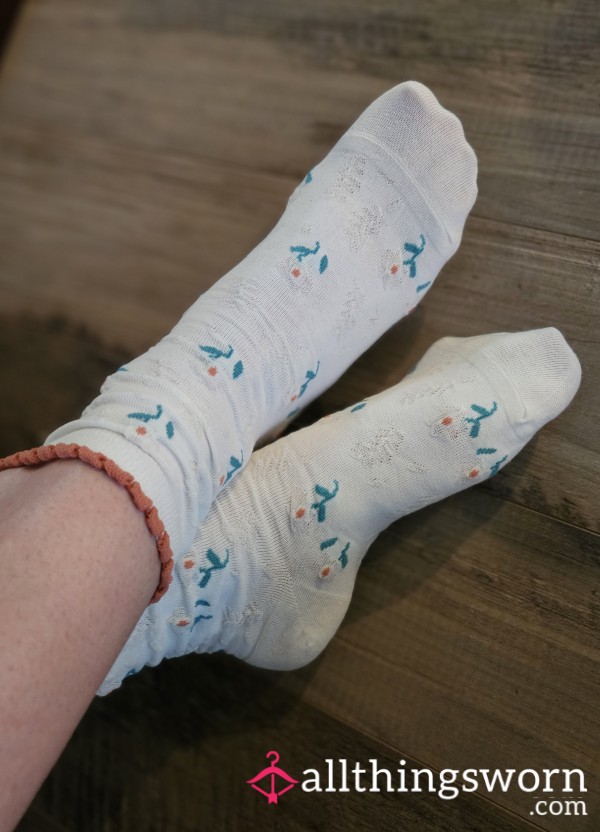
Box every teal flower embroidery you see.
[403,234,426,278]
[319,538,350,570]
[127,403,174,439]
[222,452,243,485]
[465,402,498,438]
[197,548,230,589]
[191,599,213,629]
[199,343,244,379]
[290,240,329,275]
[489,455,508,477]
[311,480,339,522]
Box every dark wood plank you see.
[16,654,546,832]
[0,0,22,61]
[0,314,126,458]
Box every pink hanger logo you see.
[247,750,298,805]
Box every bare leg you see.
[0,461,159,832]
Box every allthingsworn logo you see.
[246,755,588,817]
[247,751,298,805]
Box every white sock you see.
[14,81,477,594]
[98,328,580,694]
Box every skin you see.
[0,460,159,832]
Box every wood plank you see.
[0,314,126,458]
[0,0,598,239]
[17,653,544,832]
[0,0,22,59]
[276,490,600,829]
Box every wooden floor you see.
[1,1,599,829]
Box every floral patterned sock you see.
[98,328,580,693]
[0,81,477,600]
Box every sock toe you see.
[481,327,581,433]
[347,80,478,247]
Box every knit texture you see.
[41,81,477,572]
[98,328,580,694]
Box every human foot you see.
[0,82,477,599]
[98,327,580,693]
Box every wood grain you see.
[16,654,548,832]
[279,492,600,824]
[0,0,598,830]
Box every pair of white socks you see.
[0,82,579,693]
[98,326,580,693]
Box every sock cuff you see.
[0,443,173,603]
